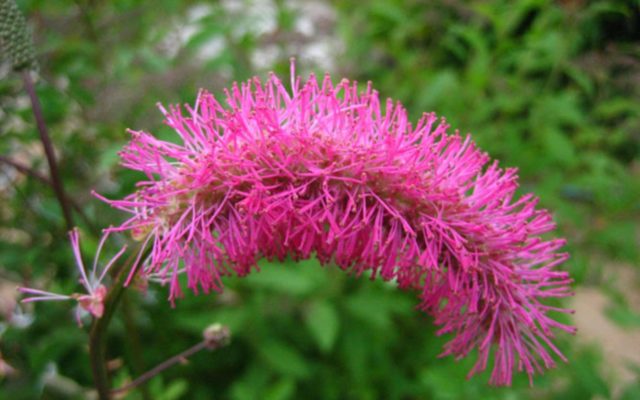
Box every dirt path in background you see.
[571,263,640,397]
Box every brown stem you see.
[0,155,98,234]
[111,325,230,396]
[21,71,74,230]
[0,154,49,184]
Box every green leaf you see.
[159,380,189,400]
[264,378,296,400]
[542,128,576,166]
[304,300,339,353]
[257,340,310,379]
[243,260,318,296]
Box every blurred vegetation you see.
[0,0,638,399]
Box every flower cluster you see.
[19,229,126,325]
[100,67,574,385]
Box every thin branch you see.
[111,325,231,396]
[0,154,98,234]
[0,154,49,184]
[21,71,74,230]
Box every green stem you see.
[89,272,126,400]
[89,242,148,400]
[121,291,153,400]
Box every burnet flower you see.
[100,64,575,385]
[19,229,126,325]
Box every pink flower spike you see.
[101,62,575,385]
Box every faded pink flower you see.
[100,64,575,385]
[19,229,126,325]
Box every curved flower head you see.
[19,229,126,325]
[101,64,575,385]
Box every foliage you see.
[335,0,640,272]
[0,0,638,399]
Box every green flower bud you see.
[0,0,37,71]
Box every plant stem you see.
[89,242,147,400]
[0,155,99,234]
[113,341,207,395]
[22,71,74,231]
[0,154,49,184]
[121,291,152,400]
[89,273,126,400]
[111,325,230,396]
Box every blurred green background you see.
[1,0,639,399]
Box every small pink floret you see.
[19,230,125,325]
[76,285,107,318]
